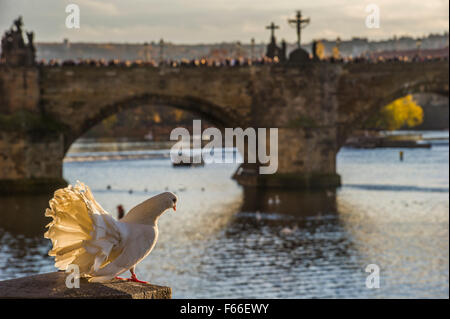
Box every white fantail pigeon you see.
[44,181,177,283]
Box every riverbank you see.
[344,131,448,148]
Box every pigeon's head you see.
[120,191,178,225]
[161,191,178,212]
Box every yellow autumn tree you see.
[369,95,424,130]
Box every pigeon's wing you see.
[88,223,157,282]
[45,181,126,279]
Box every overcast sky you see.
[0,0,448,44]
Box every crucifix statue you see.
[288,10,310,48]
[265,22,279,43]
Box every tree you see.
[366,95,424,130]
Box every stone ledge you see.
[0,272,171,299]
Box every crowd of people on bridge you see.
[34,53,448,68]
[39,56,279,68]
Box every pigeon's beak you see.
[173,204,177,211]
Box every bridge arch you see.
[375,80,449,116]
[337,73,449,147]
[65,93,239,152]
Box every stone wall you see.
[0,131,66,193]
[0,66,39,114]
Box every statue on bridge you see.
[287,10,312,63]
[0,16,36,66]
[265,22,287,62]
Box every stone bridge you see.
[0,61,448,193]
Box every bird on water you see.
[44,181,177,283]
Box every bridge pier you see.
[233,127,341,189]
[234,169,341,189]
[0,131,67,194]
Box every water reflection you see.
[187,187,366,298]
[0,194,52,236]
[0,194,54,280]
[240,187,337,217]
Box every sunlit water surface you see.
[0,131,448,298]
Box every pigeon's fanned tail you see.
[44,182,122,278]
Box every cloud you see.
[0,0,448,43]
[76,0,120,16]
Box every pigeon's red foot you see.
[127,274,148,284]
[115,276,128,281]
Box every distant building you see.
[63,38,70,49]
[369,47,449,60]
[24,32,449,62]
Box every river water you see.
[0,131,448,298]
